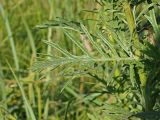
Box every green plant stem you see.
[0,4,19,71]
[36,85,42,120]
[7,62,36,120]
[46,0,54,82]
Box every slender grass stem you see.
[7,61,36,120]
[0,4,19,71]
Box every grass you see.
[0,4,19,71]
[0,0,160,120]
[8,61,36,120]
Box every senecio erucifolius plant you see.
[34,0,160,119]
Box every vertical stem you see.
[36,85,42,120]
[0,4,19,71]
[79,77,84,94]
[47,0,54,81]
[22,16,37,57]
[43,99,49,120]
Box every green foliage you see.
[0,0,160,120]
[34,0,160,119]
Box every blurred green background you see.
[0,0,98,119]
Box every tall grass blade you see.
[22,16,37,56]
[0,4,19,70]
[7,62,36,120]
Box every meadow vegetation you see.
[0,0,160,120]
